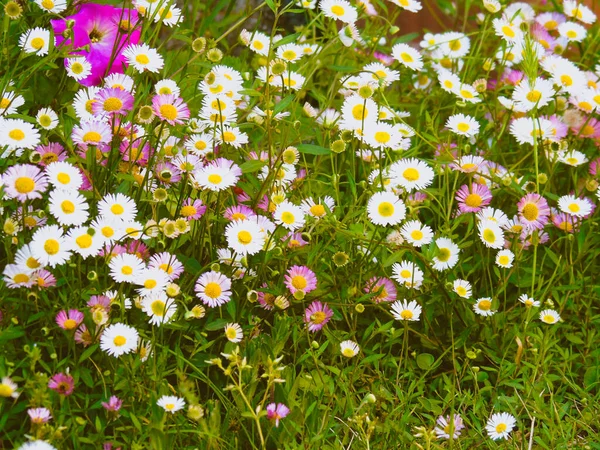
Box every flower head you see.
[304,301,334,332]
[48,373,75,396]
[266,403,290,427]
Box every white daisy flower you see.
[0,91,25,115]
[225,219,266,255]
[512,77,554,111]
[437,69,461,94]
[73,86,101,121]
[485,412,516,440]
[157,395,185,413]
[518,294,540,307]
[142,293,178,326]
[224,322,243,343]
[492,17,524,43]
[389,157,435,192]
[478,219,505,249]
[400,220,434,247]
[100,323,139,357]
[367,191,406,226]
[392,261,424,289]
[432,237,460,271]
[0,118,41,156]
[557,149,588,166]
[123,43,164,73]
[301,196,335,219]
[0,376,19,399]
[339,95,378,132]
[91,217,123,246]
[215,126,248,148]
[19,28,51,56]
[446,114,480,137]
[36,107,59,130]
[558,195,592,217]
[509,117,555,145]
[473,297,496,316]
[66,57,92,81]
[274,200,306,230]
[34,0,67,13]
[45,161,83,190]
[320,0,358,23]
[66,226,104,259]
[453,279,472,298]
[389,0,422,13]
[390,299,422,321]
[48,190,89,226]
[195,271,232,308]
[155,79,180,97]
[364,121,403,149]
[98,193,138,223]
[30,224,71,268]
[495,249,514,268]
[558,21,587,42]
[135,268,170,297]
[340,340,360,358]
[109,253,145,284]
[563,0,596,24]
[392,43,424,71]
[245,30,271,56]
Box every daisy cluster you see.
[0,0,599,447]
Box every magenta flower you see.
[551,209,580,233]
[283,232,308,248]
[35,142,67,166]
[75,324,93,347]
[304,301,334,332]
[102,395,123,412]
[364,277,397,303]
[517,193,550,230]
[92,88,135,117]
[434,414,465,439]
[48,373,75,396]
[28,407,52,424]
[119,139,153,165]
[284,265,317,295]
[455,183,492,213]
[152,94,190,126]
[266,403,290,427]
[55,309,84,331]
[51,4,141,86]
[31,269,56,288]
[224,205,256,221]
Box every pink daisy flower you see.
[195,271,232,307]
[517,193,550,230]
[148,252,184,280]
[155,161,181,184]
[35,142,67,166]
[48,373,75,396]
[266,403,290,428]
[283,232,308,248]
[102,395,123,412]
[2,164,48,202]
[72,119,112,150]
[152,94,190,125]
[32,269,56,288]
[304,301,334,332]
[224,205,256,221]
[28,407,52,424]
[551,209,581,233]
[284,265,317,295]
[455,183,492,213]
[257,285,277,310]
[92,87,134,117]
[180,198,206,220]
[75,324,93,346]
[589,157,600,176]
[119,139,153,165]
[364,276,397,303]
[55,309,85,331]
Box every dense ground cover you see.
[1,0,600,448]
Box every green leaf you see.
[265,0,277,13]
[416,353,435,370]
[79,344,98,363]
[239,159,266,173]
[205,319,229,331]
[273,94,295,115]
[297,144,331,155]
[273,33,301,48]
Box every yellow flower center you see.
[400,52,413,63]
[457,122,470,132]
[566,30,577,39]
[39,115,52,127]
[237,230,252,245]
[151,300,166,316]
[83,131,102,143]
[456,286,467,296]
[121,265,133,275]
[449,39,462,51]
[135,54,150,65]
[352,104,366,121]
[71,62,84,74]
[291,275,307,290]
[311,311,327,324]
[330,5,344,15]
[568,203,580,213]
[222,131,236,142]
[374,131,390,143]
[252,40,264,50]
[63,318,77,330]
[26,257,40,269]
[495,423,507,432]
[204,282,222,299]
[310,204,326,217]
[282,50,297,60]
[464,193,482,208]
[410,230,423,240]
[76,234,92,248]
[226,327,238,339]
[498,255,509,266]
[207,174,222,185]
[15,177,35,194]
[478,300,492,311]
[560,74,573,86]
[460,89,474,99]
[44,239,60,255]
[526,90,541,102]
[545,20,558,30]
[30,37,45,50]
[0,384,14,397]
[521,203,539,221]
[9,129,25,141]
[113,335,127,346]
[501,25,515,38]
[403,168,419,181]
[159,104,178,121]
[181,205,197,217]
[111,204,124,215]
[342,347,356,357]
[104,97,123,112]
[400,269,411,278]
[280,211,295,224]
[400,309,413,320]
[378,201,394,217]
[101,226,114,238]
[437,248,451,262]
[543,314,555,323]
[145,279,157,289]
[13,273,29,284]
[482,229,496,243]
[42,0,55,8]
[61,200,75,214]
